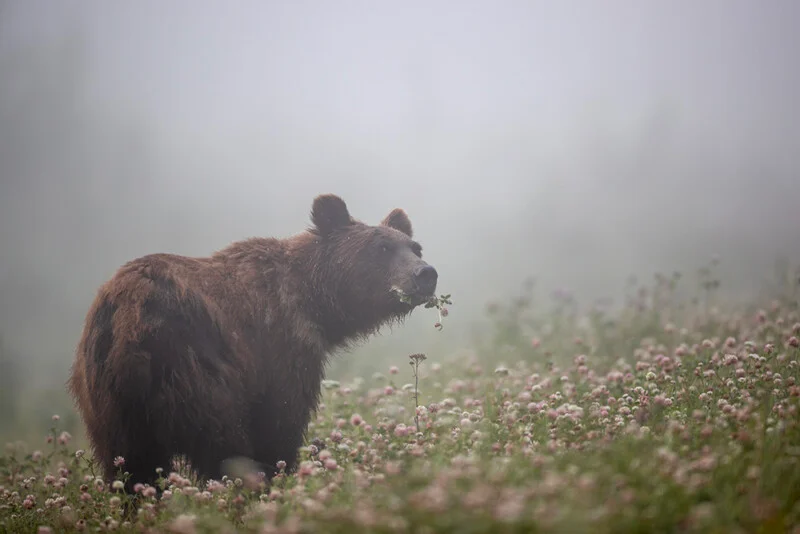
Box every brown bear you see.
[67,194,437,490]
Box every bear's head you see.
[309,194,438,327]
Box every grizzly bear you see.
[67,194,438,490]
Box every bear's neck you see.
[286,235,395,349]
[219,234,397,351]
[302,275,390,350]
[314,303,392,349]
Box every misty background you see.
[1,1,799,439]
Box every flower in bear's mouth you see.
[392,288,451,330]
[391,286,432,306]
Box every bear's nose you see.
[414,265,438,294]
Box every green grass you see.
[2,267,800,533]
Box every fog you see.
[1,1,800,416]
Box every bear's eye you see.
[411,242,423,258]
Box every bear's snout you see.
[413,264,438,295]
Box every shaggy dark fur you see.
[67,194,437,490]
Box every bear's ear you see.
[381,208,413,238]
[311,194,352,236]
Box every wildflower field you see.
[2,264,800,533]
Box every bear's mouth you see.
[390,286,434,307]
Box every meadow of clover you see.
[2,259,800,534]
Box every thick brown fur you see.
[67,194,437,490]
